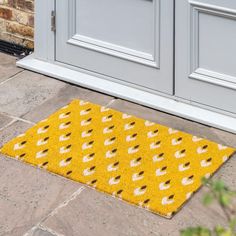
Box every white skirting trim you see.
[17,54,236,134]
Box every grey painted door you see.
[56,0,174,94]
[175,0,236,114]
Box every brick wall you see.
[0,0,34,49]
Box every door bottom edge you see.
[16,54,236,134]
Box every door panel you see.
[75,0,154,55]
[176,0,236,114]
[56,0,174,94]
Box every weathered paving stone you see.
[23,84,114,123]
[0,70,66,117]
[0,120,82,236]
[0,52,23,83]
[210,127,236,148]
[83,88,115,106]
[0,113,13,130]
[27,228,56,236]
[0,118,82,236]
[40,181,234,236]
[0,120,32,147]
[0,155,81,236]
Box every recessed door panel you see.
[176,0,236,114]
[56,0,174,94]
[76,0,154,55]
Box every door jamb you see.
[34,0,55,62]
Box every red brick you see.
[16,0,34,12]
[0,7,12,20]
[6,21,34,38]
[24,39,34,48]
[16,0,25,10]
[7,0,17,8]
[28,14,34,27]
[25,0,33,12]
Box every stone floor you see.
[0,52,235,236]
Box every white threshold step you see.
[17,54,236,134]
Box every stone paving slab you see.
[0,120,83,236]
[0,154,81,236]
[0,121,32,147]
[210,127,236,148]
[0,52,23,83]
[28,228,55,236]
[39,182,230,236]
[22,84,114,123]
[0,70,66,118]
[0,113,13,130]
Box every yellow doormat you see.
[0,99,235,218]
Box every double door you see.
[56,0,236,114]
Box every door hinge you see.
[51,10,56,32]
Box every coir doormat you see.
[0,99,235,218]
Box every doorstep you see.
[17,54,236,134]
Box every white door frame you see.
[17,0,236,133]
